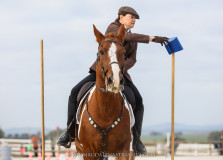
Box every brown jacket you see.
[90,20,150,82]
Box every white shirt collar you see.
[124,26,131,33]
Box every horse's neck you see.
[92,89,123,121]
[90,74,123,120]
[95,71,106,88]
[95,74,122,106]
[95,89,122,106]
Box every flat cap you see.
[118,6,140,19]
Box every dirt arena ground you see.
[12,156,223,160]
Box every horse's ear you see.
[117,24,126,44]
[93,24,105,44]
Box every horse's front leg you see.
[74,147,98,160]
[115,151,134,160]
[128,151,135,160]
[82,147,103,160]
[115,154,131,160]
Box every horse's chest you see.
[79,108,131,151]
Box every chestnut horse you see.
[75,24,134,160]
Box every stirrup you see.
[65,139,72,148]
[57,131,74,149]
[132,139,147,155]
[57,137,72,148]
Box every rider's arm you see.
[124,32,150,43]
[106,23,151,43]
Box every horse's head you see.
[93,24,126,93]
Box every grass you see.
[141,135,166,142]
[179,133,209,142]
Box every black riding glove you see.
[152,36,169,46]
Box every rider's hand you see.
[152,36,169,46]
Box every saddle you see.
[76,81,135,129]
[76,82,136,111]
[76,81,96,106]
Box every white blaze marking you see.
[108,43,120,88]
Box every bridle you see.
[85,40,126,158]
[96,40,125,92]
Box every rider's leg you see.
[57,71,96,148]
[124,78,147,155]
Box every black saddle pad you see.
[77,82,95,106]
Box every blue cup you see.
[165,37,183,55]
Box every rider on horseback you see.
[57,6,169,155]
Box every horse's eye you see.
[100,50,104,55]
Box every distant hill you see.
[3,123,223,136]
[142,123,223,135]
[3,127,53,136]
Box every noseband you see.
[96,40,124,92]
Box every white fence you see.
[0,139,222,157]
[144,142,221,156]
[0,139,76,157]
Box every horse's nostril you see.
[108,77,113,85]
[120,76,124,85]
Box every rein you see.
[96,40,124,92]
[85,93,125,156]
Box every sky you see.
[0,0,223,131]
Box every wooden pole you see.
[57,127,60,153]
[40,40,45,160]
[171,53,175,160]
[221,131,223,156]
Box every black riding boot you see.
[133,106,147,155]
[57,96,76,148]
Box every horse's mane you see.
[105,32,117,40]
[104,32,126,53]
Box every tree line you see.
[0,128,64,140]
